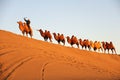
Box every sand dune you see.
[0,30,120,80]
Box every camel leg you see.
[98,49,100,52]
[29,31,32,38]
[87,46,90,51]
[77,44,79,48]
[44,37,48,41]
[57,40,60,44]
[22,31,25,36]
[114,49,117,54]
[64,42,65,46]
[63,40,65,46]
[101,47,103,53]
[85,46,87,50]
[71,45,73,48]
[49,38,52,42]
[76,43,79,48]
[58,41,60,44]
[111,49,113,54]
[112,48,117,54]
[108,49,109,54]
[94,47,96,51]
[26,34,28,37]
[88,47,90,51]
[104,49,105,53]
[88,46,91,51]
[26,32,28,37]
[44,38,46,41]
[104,49,106,53]
[31,36,32,38]
[82,46,84,49]
[45,38,48,41]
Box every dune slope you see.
[0,30,120,80]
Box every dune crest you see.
[0,30,120,80]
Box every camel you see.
[46,31,52,42]
[23,22,33,38]
[90,40,94,51]
[37,29,47,41]
[79,39,91,50]
[102,42,107,53]
[37,29,52,42]
[86,39,91,50]
[79,39,85,49]
[24,18,33,38]
[59,34,65,45]
[93,41,103,52]
[17,21,33,38]
[66,35,79,48]
[23,22,29,36]
[102,41,116,54]
[53,33,65,45]
[38,29,45,38]
[108,42,117,54]
[66,36,71,45]
[44,30,49,41]
[53,33,61,44]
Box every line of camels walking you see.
[17,18,117,54]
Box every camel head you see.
[71,35,75,39]
[58,33,60,36]
[79,38,82,41]
[53,33,56,36]
[101,41,106,46]
[37,29,44,37]
[101,41,104,44]
[17,21,23,26]
[61,34,63,36]
[106,42,109,45]
[79,39,83,44]
[66,36,71,44]
[37,29,43,32]
[17,21,22,24]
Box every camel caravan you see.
[17,18,117,54]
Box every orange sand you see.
[0,30,120,80]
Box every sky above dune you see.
[0,0,120,54]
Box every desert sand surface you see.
[0,30,120,80]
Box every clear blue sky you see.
[0,0,120,54]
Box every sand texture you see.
[0,30,120,80]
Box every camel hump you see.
[110,41,113,45]
[60,34,64,40]
[45,30,48,35]
[61,34,63,36]
[53,32,55,35]
[110,41,114,48]
[86,39,90,45]
[48,31,52,38]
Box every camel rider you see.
[24,17,31,28]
